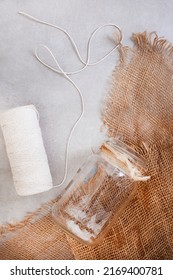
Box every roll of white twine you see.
[0,105,53,196]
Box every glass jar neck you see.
[99,140,150,181]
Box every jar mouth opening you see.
[100,140,150,181]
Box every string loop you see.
[19,11,122,187]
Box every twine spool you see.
[0,105,53,196]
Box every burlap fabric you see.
[0,32,173,259]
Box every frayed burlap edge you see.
[0,199,56,237]
[102,31,173,151]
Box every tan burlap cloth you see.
[0,32,173,259]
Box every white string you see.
[0,105,53,196]
[18,11,122,187]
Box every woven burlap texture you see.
[0,31,173,259]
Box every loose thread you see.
[19,11,122,187]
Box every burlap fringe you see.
[0,199,56,237]
[118,32,173,67]
[133,31,173,58]
[102,31,173,139]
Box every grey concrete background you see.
[0,0,173,225]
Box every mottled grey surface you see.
[0,0,173,224]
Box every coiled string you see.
[19,11,122,187]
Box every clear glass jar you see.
[52,140,150,246]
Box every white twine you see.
[0,12,122,196]
[0,105,53,196]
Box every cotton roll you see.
[0,105,53,196]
